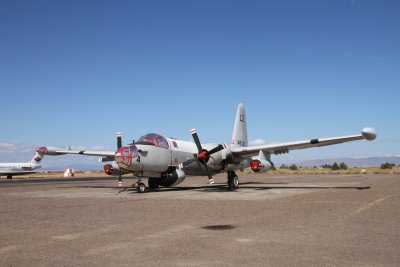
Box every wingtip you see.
[362,127,377,141]
[36,147,48,154]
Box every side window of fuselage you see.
[130,145,138,157]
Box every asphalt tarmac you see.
[1,174,399,266]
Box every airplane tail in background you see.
[231,103,248,148]
[31,147,48,163]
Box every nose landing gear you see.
[137,182,146,193]
[130,175,147,193]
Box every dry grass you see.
[268,166,400,175]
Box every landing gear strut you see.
[227,171,239,191]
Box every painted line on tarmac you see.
[357,195,391,214]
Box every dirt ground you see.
[1,173,399,266]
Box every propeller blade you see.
[190,129,203,153]
[117,132,122,149]
[178,157,213,184]
[117,132,122,186]
[178,157,198,169]
[207,144,226,155]
[202,162,214,184]
[186,128,218,184]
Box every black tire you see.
[7,175,12,179]
[148,178,159,190]
[137,183,146,193]
[228,176,239,190]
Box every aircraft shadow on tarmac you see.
[71,182,370,194]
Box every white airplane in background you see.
[0,147,47,179]
[44,103,377,193]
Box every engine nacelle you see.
[103,164,114,175]
[158,169,186,187]
[103,163,128,176]
[250,159,272,173]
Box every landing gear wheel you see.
[148,178,159,190]
[7,175,12,179]
[228,173,239,191]
[137,182,146,193]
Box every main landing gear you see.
[227,171,239,191]
[148,178,159,190]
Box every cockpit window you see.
[115,145,139,158]
[135,133,169,149]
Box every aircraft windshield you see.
[115,145,139,158]
[135,133,169,149]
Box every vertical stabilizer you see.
[31,147,47,163]
[231,103,248,148]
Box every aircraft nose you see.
[115,147,125,158]
[115,146,133,167]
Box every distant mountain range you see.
[294,156,400,168]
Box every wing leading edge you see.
[45,147,115,158]
[231,127,377,159]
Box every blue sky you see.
[0,0,399,168]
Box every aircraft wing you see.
[231,128,377,159]
[45,147,115,158]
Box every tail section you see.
[31,147,47,163]
[231,103,248,148]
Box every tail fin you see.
[231,103,248,148]
[31,147,47,163]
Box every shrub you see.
[332,162,340,170]
[339,162,348,170]
[380,163,395,169]
[290,164,298,170]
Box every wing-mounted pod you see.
[249,150,274,173]
[362,127,377,141]
[250,159,272,173]
[103,161,129,176]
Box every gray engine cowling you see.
[158,169,186,187]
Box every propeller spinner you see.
[179,129,226,184]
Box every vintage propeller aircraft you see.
[44,103,376,193]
